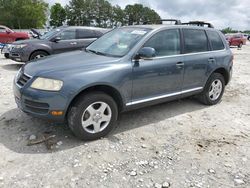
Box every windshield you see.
[40,28,61,40]
[86,27,151,57]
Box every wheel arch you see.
[210,67,230,85]
[66,84,125,117]
[29,49,50,60]
[15,38,26,41]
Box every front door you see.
[131,29,184,104]
[52,29,78,54]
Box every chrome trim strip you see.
[132,49,226,61]
[126,87,203,106]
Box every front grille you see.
[17,72,31,87]
[24,99,49,114]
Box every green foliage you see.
[221,27,236,34]
[0,0,48,29]
[65,0,161,27]
[124,4,161,25]
[50,3,66,27]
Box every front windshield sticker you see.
[131,30,147,35]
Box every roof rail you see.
[160,19,182,25]
[182,21,214,28]
[143,19,182,25]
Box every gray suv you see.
[9,26,108,62]
[13,25,233,140]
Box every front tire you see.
[4,53,9,59]
[67,92,118,140]
[238,43,243,48]
[30,51,48,60]
[198,73,225,105]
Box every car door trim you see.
[132,49,226,62]
[126,87,203,106]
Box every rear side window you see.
[207,31,225,51]
[143,29,181,57]
[183,29,208,53]
[77,29,97,39]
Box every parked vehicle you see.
[0,25,30,58]
[13,25,233,140]
[225,33,247,48]
[0,25,30,43]
[9,26,109,62]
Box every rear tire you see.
[238,43,243,48]
[30,51,48,60]
[198,73,225,105]
[67,92,118,140]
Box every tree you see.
[124,4,161,25]
[65,0,161,28]
[50,3,66,27]
[0,0,48,29]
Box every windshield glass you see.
[86,27,151,57]
[40,29,61,40]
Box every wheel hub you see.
[92,112,102,122]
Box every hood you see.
[13,31,29,38]
[13,38,44,45]
[23,50,121,78]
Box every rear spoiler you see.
[182,21,214,28]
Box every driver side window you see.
[58,30,76,40]
[0,27,6,33]
[143,29,180,57]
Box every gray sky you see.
[46,0,250,30]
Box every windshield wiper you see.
[86,49,107,56]
[85,49,122,58]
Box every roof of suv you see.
[124,24,217,31]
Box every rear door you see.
[52,29,78,54]
[76,29,98,49]
[182,29,211,91]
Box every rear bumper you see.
[13,78,68,122]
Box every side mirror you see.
[6,29,11,34]
[135,47,156,60]
[51,36,61,42]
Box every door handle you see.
[70,42,77,45]
[176,62,184,68]
[208,58,215,63]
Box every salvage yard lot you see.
[0,44,250,187]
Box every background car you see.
[9,26,109,62]
[225,33,247,48]
[0,25,30,58]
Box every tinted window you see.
[94,30,104,38]
[207,31,225,50]
[77,29,96,39]
[58,30,76,40]
[183,29,208,53]
[143,29,180,56]
[0,27,6,33]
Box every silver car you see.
[9,26,109,62]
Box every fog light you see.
[51,111,63,116]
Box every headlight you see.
[30,77,63,91]
[14,44,27,49]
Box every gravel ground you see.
[0,44,250,188]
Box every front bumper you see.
[10,48,30,62]
[13,75,68,122]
